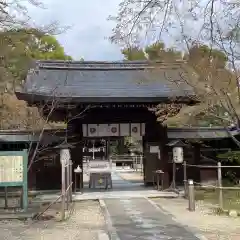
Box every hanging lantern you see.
[173,147,183,163]
[60,149,70,165]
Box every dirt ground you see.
[0,200,107,240]
[152,197,240,240]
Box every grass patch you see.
[195,187,240,211]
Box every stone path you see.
[104,198,199,240]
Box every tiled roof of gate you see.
[16,60,196,102]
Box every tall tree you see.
[121,40,237,128]
[110,1,240,124]
[0,0,67,92]
[185,44,228,69]
[122,41,182,61]
[0,28,72,91]
[145,42,182,61]
[122,46,146,60]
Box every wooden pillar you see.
[71,145,83,189]
[106,138,110,159]
[105,139,108,159]
[142,136,146,184]
[158,125,170,189]
[27,165,35,190]
[22,150,28,211]
[193,143,201,182]
[117,137,125,155]
[143,120,169,188]
[27,148,36,190]
[69,120,83,189]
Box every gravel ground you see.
[152,198,240,240]
[0,200,107,240]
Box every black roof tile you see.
[16,60,196,103]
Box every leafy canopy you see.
[122,42,235,127]
[0,28,72,90]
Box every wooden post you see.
[172,162,176,189]
[66,162,70,210]
[157,172,160,191]
[140,155,143,175]
[92,140,95,160]
[133,156,136,171]
[4,187,8,209]
[74,166,82,193]
[217,162,223,209]
[69,160,73,202]
[79,146,84,190]
[22,150,28,211]
[20,187,23,209]
[74,172,77,193]
[183,161,188,198]
[188,179,195,211]
[107,138,110,160]
[109,156,112,169]
[61,158,66,221]
[80,172,83,191]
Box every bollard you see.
[188,179,195,212]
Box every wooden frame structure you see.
[0,150,28,211]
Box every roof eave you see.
[15,91,196,105]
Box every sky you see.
[25,0,217,62]
[25,0,204,61]
[27,0,123,60]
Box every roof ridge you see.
[36,60,187,70]
[36,60,186,64]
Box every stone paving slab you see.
[104,198,199,240]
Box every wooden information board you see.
[0,151,28,211]
[0,155,23,183]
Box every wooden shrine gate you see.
[15,60,198,189]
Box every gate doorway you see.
[80,136,145,192]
